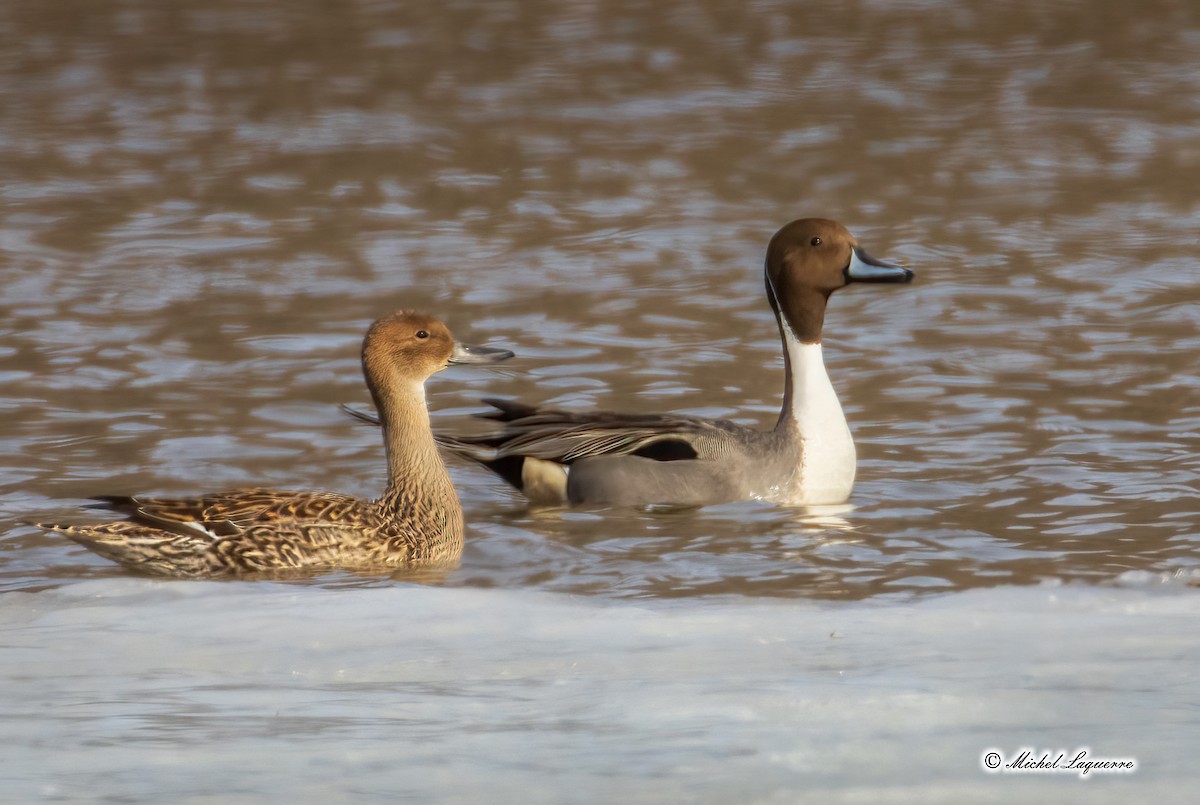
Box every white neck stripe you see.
[781,327,856,503]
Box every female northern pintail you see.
[36,311,513,577]
[350,218,914,508]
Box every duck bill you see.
[449,342,515,365]
[845,247,914,283]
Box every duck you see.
[35,311,514,577]
[348,218,914,508]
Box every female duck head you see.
[361,310,513,415]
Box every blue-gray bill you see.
[845,247,914,283]
[450,342,515,364]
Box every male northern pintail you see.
[350,218,914,507]
[36,311,513,577]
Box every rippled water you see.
[2,0,1198,799]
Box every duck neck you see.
[775,327,843,434]
[371,380,457,512]
[770,276,837,433]
[766,273,836,431]
[772,319,856,503]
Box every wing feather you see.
[335,399,745,466]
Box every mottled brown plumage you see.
[36,311,513,578]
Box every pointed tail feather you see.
[477,398,541,421]
[340,404,382,427]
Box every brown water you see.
[2,1,1198,800]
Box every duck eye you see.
[810,236,821,246]
[415,330,429,339]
